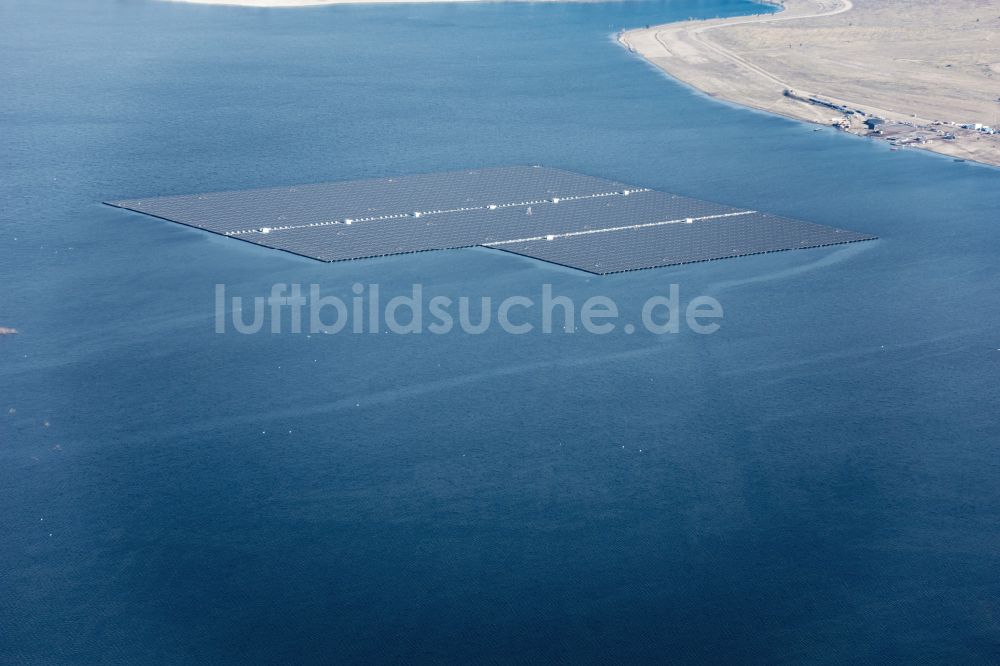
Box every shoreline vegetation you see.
[620,0,1000,167]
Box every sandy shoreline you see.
[166,0,1000,166]
[620,0,1000,167]
[165,0,565,5]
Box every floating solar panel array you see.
[106,166,876,274]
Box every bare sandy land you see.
[166,0,564,6]
[621,0,1000,167]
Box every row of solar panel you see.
[106,166,877,273]
[490,213,877,274]
[108,166,632,235]
[234,190,746,262]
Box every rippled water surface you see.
[2,0,999,662]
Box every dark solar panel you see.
[107,166,628,235]
[234,190,744,262]
[105,167,877,273]
[489,212,878,274]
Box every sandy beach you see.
[166,0,561,5]
[166,0,1000,165]
[166,0,467,5]
[621,0,1000,167]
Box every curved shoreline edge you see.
[619,0,1000,168]
[160,0,999,167]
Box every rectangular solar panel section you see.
[489,212,878,274]
[105,166,877,273]
[106,166,629,235]
[233,190,746,262]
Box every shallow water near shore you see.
[2,0,1000,662]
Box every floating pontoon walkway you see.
[105,166,875,274]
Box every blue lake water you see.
[2,0,999,662]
